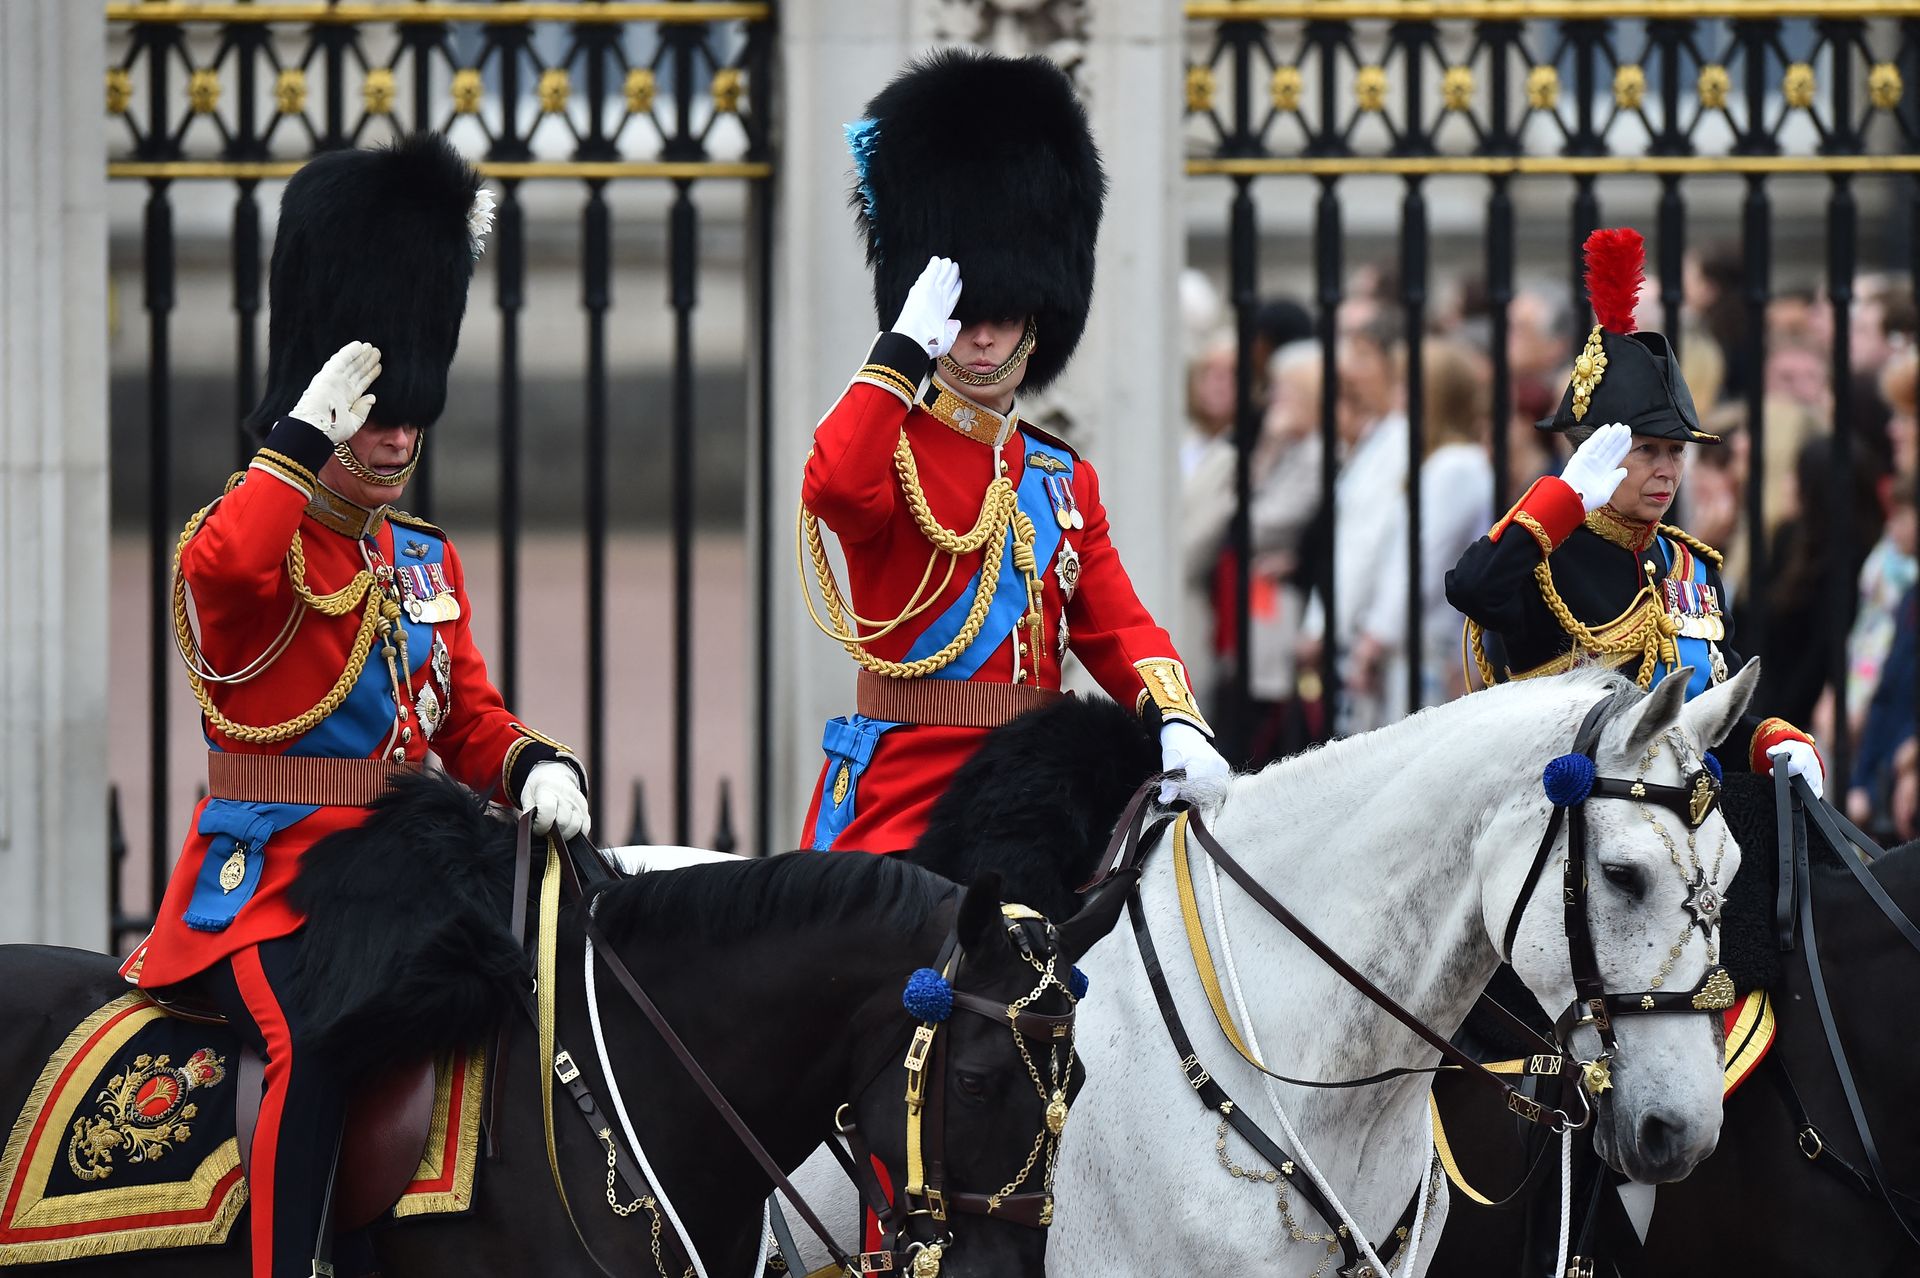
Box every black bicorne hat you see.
[1539,228,1719,444]
[245,132,489,440]
[848,49,1106,393]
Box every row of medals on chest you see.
[375,543,456,745]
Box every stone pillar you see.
[0,1,110,944]
[759,1,1183,846]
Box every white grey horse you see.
[779,663,1758,1277]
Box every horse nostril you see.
[1638,1111,1680,1166]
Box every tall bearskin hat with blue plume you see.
[1538,227,1719,444]
[846,49,1105,393]
[245,132,494,440]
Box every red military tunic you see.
[124,417,577,990]
[800,333,1208,854]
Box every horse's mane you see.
[906,695,1161,921]
[594,847,954,945]
[1240,664,1632,798]
[284,771,954,1077]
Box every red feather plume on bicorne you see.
[1583,227,1644,334]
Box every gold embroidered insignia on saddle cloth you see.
[0,993,486,1265]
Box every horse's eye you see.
[1600,863,1644,899]
[955,1071,987,1100]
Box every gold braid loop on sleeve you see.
[173,502,386,744]
[797,429,1024,678]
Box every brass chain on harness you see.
[598,1130,692,1278]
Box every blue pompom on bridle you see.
[1542,753,1597,807]
[1703,752,1723,782]
[1068,966,1089,1000]
[902,967,953,1023]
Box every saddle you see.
[148,985,438,1229]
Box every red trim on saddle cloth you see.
[1750,717,1822,776]
[1488,476,1585,549]
[0,995,246,1266]
[1722,990,1775,1098]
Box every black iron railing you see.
[1186,2,1919,792]
[107,0,775,947]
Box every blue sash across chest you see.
[185,524,449,931]
[1648,533,1717,701]
[901,433,1072,679]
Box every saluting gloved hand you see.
[521,760,592,841]
[892,256,963,359]
[1560,421,1633,513]
[291,341,382,445]
[1159,721,1233,810]
[1766,740,1826,800]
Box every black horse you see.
[1425,783,1920,1278]
[0,773,1132,1277]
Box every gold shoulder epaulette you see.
[388,508,446,537]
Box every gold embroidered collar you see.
[922,380,1017,448]
[1586,505,1657,553]
[306,483,390,540]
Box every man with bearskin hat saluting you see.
[120,133,590,1278]
[1447,227,1822,793]
[798,49,1231,856]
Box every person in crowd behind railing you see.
[1180,329,1240,702]
[1849,577,1917,837]
[1298,308,1409,733]
[1845,481,1916,826]
[1755,435,1886,739]
[1373,338,1495,708]
[1683,403,1750,600]
[1234,338,1326,761]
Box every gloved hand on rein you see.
[521,760,592,841]
[291,341,382,446]
[1560,421,1633,513]
[1766,740,1826,801]
[892,256,964,359]
[1159,721,1232,809]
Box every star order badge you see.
[1683,864,1723,934]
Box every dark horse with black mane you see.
[0,773,1131,1278]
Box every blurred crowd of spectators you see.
[1178,248,1918,841]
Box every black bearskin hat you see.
[1538,228,1718,444]
[849,49,1105,392]
[245,132,486,439]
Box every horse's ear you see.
[1057,868,1138,964]
[957,871,1006,957]
[1677,657,1759,750]
[1613,667,1691,759]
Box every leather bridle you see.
[833,907,1079,1277]
[1498,691,1738,1100]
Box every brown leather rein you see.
[519,825,1076,1278]
[1084,690,1740,1138]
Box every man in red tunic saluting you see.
[799,50,1229,855]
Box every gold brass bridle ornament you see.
[896,910,1079,1277]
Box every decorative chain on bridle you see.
[1520,691,1739,1106]
[854,905,1082,1278]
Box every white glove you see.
[1559,421,1632,513]
[1767,741,1826,800]
[291,341,382,445]
[521,760,592,841]
[891,256,963,359]
[1159,721,1232,809]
